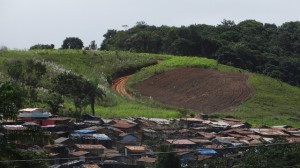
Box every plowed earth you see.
[133,68,255,113]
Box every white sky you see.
[1,0,300,49]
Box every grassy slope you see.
[1,50,300,127]
[128,56,300,127]
[0,50,181,118]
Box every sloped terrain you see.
[111,74,133,98]
[133,67,255,113]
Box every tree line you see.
[29,37,95,50]
[100,20,300,86]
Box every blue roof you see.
[19,112,49,118]
[197,149,217,155]
[70,133,111,141]
[74,129,96,134]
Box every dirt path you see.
[111,60,161,98]
[111,75,133,98]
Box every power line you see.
[1,141,300,163]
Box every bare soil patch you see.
[133,68,255,113]
[111,75,133,98]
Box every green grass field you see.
[1,50,300,127]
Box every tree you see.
[84,80,105,116]
[155,145,182,168]
[0,82,23,120]
[61,37,84,49]
[46,93,64,114]
[4,59,24,82]
[0,127,52,168]
[52,72,105,115]
[29,44,54,50]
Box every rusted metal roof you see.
[125,145,146,152]
[196,132,216,139]
[166,139,196,145]
[179,118,203,122]
[70,150,89,156]
[189,139,212,144]
[224,129,254,135]
[137,156,156,163]
[286,137,300,143]
[251,128,289,136]
[81,164,101,168]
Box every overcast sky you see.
[1,0,300,49]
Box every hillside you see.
[133,67,255,113]
[127,56,300,127]
[0,50,300,127]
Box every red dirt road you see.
[111,75,133,98]
[133,68,255,113]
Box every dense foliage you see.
[61,37,84,49]
[155,145,182,168]
[0,82,22,120]
[101,20,300,86]
[30,44,55,50]
[52,72,105,115]
[0,127,52,168]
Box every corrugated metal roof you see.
[75,144,106,149]
[19,112,49,118]
[54,137,69,144]
[71,133,111,140]
[125,146,146,152]
[70,151,89,156]
[74,129,96,134]
[166,139,196,145]
[81,164,101,168]
[3,125,27,131]
[137,156,156,163]
[197,149,217,155]
[93,134,111,140]
[18,108,44,112]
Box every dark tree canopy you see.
[61,37,84,49]
[52,72,105,115]
[29,44,54,50]
[0,82,22,120]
